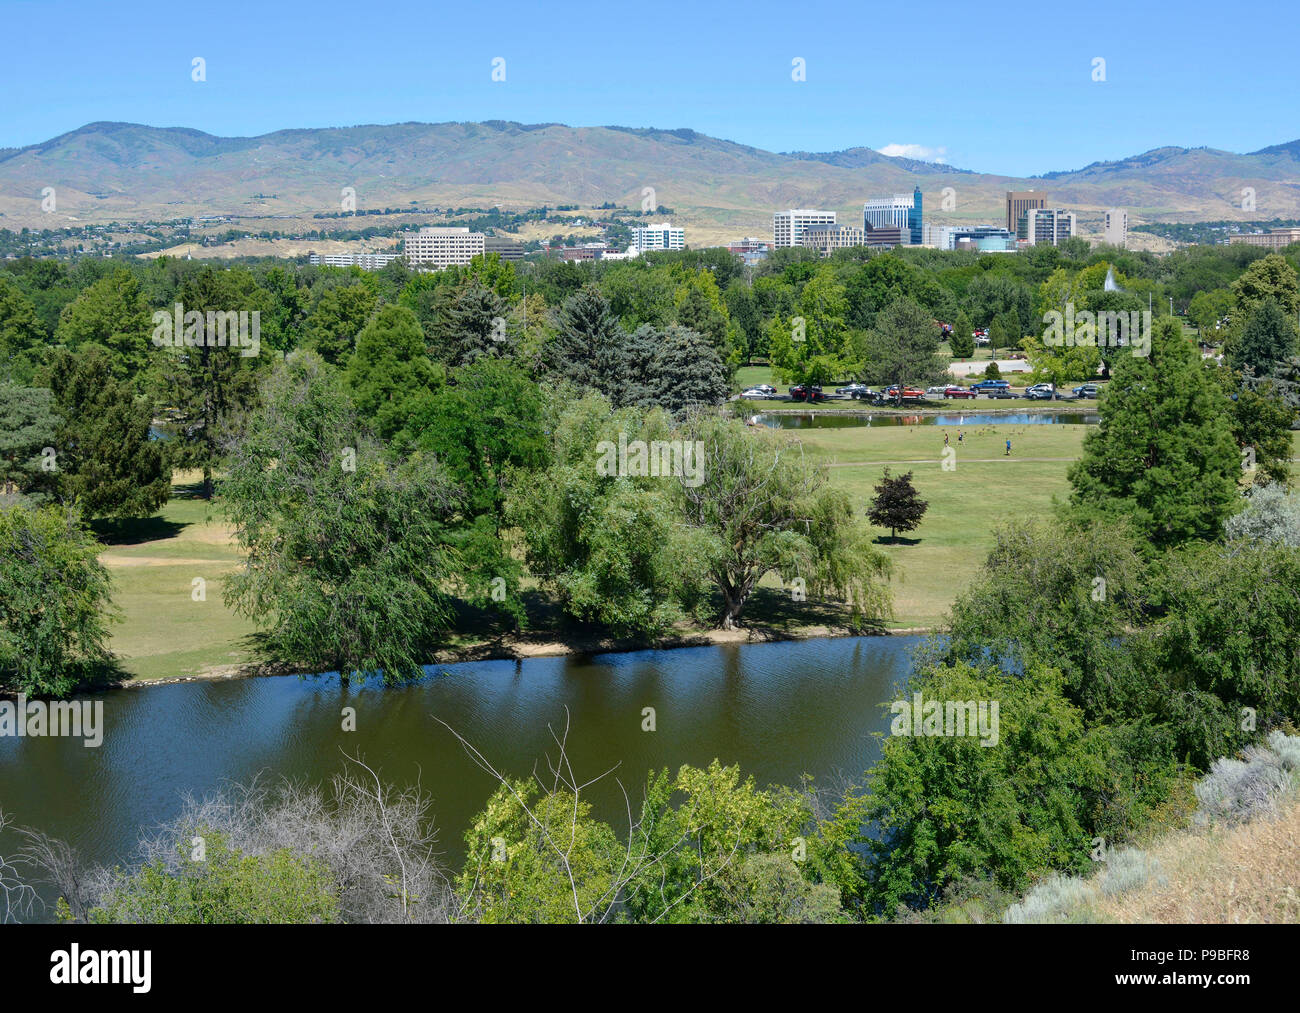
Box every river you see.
[0,636,921,899]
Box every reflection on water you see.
[0,636,921,886]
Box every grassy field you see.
[778,421,1089,627]
[99,427,1300,680]
[99,474,256,681]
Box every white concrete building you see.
[404,227,486,268]
[772,209,836,248]
[629,222,685,252]
[308,251,403,269]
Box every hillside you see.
[3,120,1300,242]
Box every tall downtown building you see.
[863,188,922,245]
[1006,190,1046,233]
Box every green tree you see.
[48,346,171,519]
[1230,252,1300,320]
[304,282,377,365]
[223,352,462,682]
[156,267,268,498]
[1068,318,1240,549]
[949,311,975,359]
[509,396,702,636]
[541,285,626,398]
[1229,297,1299,374]
[866,468,928,543]
[343,304,441,446]
[0,503,116,695]
[427,280,510,367]
[863,297,948,400]
[54,269,151,385]
[0,383,58,501]
[678,413,892,628]
[458,779,625,924]
[0,275,45,383]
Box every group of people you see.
[942,430,1012,455]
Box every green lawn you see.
[100,429,1300,679]
[99,476,257,681]
[780,422,1089,627]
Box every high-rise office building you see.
[864,188,922,245]
[773,209,837,248]
[1006,191,1046,233]
[629,222,685,251]
[1104,209,1128,248]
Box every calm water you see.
[0,636,920,891]
[756,411,1099,429]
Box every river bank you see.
[111,621,938,690]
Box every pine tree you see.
[49,346,171,519]
[1069,318,1240,548]
[867,468,928,543]
[543,285,626,397]
[1230,297,1299,374]
[950,311,975,358]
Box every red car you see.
[943,386,977,399]
[884,386,926,400]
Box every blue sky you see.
[4,0,1297,176]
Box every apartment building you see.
[307,251,403,269]
[1104,209,1128,248]
[1018,208,1076,246]
[773,209,836,248]
[801,223,867,256]
[404,227,486,268]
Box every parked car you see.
[1071,383,1100,399]
[884,385,926,400]
[836,383,869,395]
[1024,383,1056,400]
[850,387,882,401]
[755,383,777,395]
[969,379,1011,394]
[789,384,828,403]
[741,387,771,399]
[943,385,977,399]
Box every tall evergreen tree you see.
[49,346,171,519]
[1229,297,1299,374]
[157,267,268,498]
[543,284,626,397]
[1069,318,1239,548]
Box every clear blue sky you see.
[5,0,1296,176]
